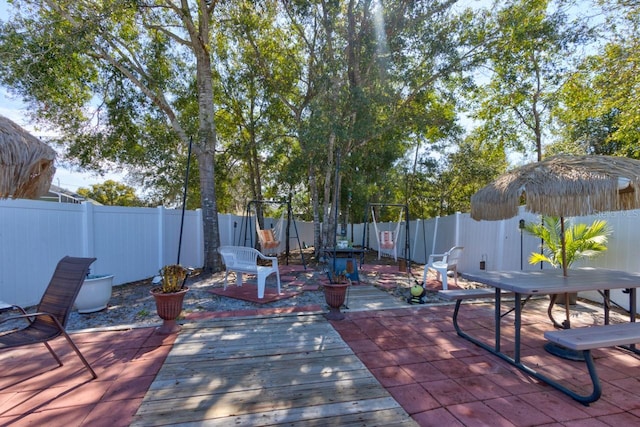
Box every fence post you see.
[496,219,506,271]
[82,201,95,258]
[157,206,165,269]
[431,216,439,256]
[196,209,204,267]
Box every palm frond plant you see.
[524,216,612,269]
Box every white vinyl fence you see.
[353,206,640,312]
[2,199,640,310]
[0,199,205,306]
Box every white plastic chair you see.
[218,246,281,298]
[423,246,464,290]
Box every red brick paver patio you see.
[2,266,640,426]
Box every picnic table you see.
[447,268,640,405]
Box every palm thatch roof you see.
[0,115,56,199]
[471,155,640,221]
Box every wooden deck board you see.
[131,311,418,426]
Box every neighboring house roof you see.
[40,184,102,205]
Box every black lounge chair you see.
[0,256,98,379]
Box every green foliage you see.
[469,0,590,160]
[6,0,639,243]
[77,180,145,206]
[552,2,640,158]
[524,216,611,268]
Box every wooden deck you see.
[131,286,418,426]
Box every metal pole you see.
[177,137,193,265]
[519,219,525,270]
[332,153,341,274]
[334,152,341,244]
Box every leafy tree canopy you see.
[77,180,145,207]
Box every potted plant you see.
[150,264,189,334]
[75,273,115,313]
[323,265,352,321]
[524,216,611,305]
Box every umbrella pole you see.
[560,217,571,328]
[561,217,567,277]
[560,216,571,329]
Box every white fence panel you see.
[89,204,159,284]
[431,213,459,256]
[412,218,437,265]
[0,199,204,307]
[3,198,640,310]
[0,200,85,306]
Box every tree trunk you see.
[309,167,322,255]
[322,132,337,249]
[193,2,221,273]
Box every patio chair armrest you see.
[0,304,29,323]
[0,303,26,314]
[0,311,63,328]
[266,256,280,268]
[258,252,278,264]
[428,253,446,264]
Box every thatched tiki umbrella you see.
[0,115,56,199]
[471,154,640,276]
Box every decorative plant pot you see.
[150,287,189,334]
[323,283,349,321]
[75,274,114,313]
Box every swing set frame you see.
[238,198,306,268]
[361,203,411,269]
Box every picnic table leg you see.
[620,288,639,354]
[547,294,569,329]
[514,293,522,363]
[451,293,603,406]
[495,289,502,352]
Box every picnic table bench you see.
[544,322,640,404]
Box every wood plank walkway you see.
[342,284,411,312]
[131,309,418,426]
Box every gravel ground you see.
[1,250,457,332]
[66,268,330,331]
[65,259,452,331]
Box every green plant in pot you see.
[524,216,611,305]
[150,264,189,334]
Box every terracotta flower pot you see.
[150,287,189,334]
[323,283,349,321]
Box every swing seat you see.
[379,231,395,250]
[258,229,280,250]
[370,206,404,262]
[377,231,398,261]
